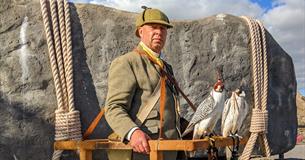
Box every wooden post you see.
[79,148,92,160]
[149,140,164,160]
[150,150,163,160]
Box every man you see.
[105,6,181,160]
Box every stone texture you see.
[0,0,297,159]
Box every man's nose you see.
[154,28,162,35]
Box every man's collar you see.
[139,42,163,59]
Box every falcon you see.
[221,88,249,137]
[182,79,226,139]
[221,89,250,159]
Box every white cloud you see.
[69,0,91,3]
[81,0,264,19]
[70,0,305,90]
[262,0,305,90]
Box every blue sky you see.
[70,0,305,96]
[301,88,305,96]
[250,0,273,10]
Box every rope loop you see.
[54,110,69,141]
[240,16,271,159]
[250,109,268,133]
[40,0,82,159]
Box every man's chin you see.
[152,42,163,49]
[151,46,162,53]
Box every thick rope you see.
[240,16,271,159]
[257,19,271,156]
[50,0,68,112]
[40,1,65,159]
[40,0,82,159]
[57,0,69,109]
[40,0,65,113]
[64,0,76,112]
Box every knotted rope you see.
[240,16,271,159]
[40,0,82,159]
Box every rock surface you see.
[0,0,297,159]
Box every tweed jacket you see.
[104,44,181,143]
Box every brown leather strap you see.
[83,76,161,139]
[161,67,196,111]
[134,48,196,112]
[159,71,166,139]
[83,70,161,139]
[134,48,167,139]
[135,48,198,138]
[83,108,105,140]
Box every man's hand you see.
[129,129,151,154]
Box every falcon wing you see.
[221,98,231,131]
[182,95,215,136]
[236,94,250,131]
[189,95,215,124]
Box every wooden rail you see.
[54,136,248,160]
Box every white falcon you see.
[182,79,226,139]
[221,89,250,137]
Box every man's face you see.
[138,23,168,53]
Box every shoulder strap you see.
[161,67,197,112]
[83,108,105,140]
[135,79,161,125]
[83,79,161,140]
[134,48,196,111]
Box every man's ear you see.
[138,27,143,38]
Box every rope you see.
[40,0,65,113]
[50,0,68,112]
[64,0,76,112]
[240,16,271,159]
[58,0,69,110]
[40,0,82,159]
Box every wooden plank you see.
[149,139,199,151]
[79,148,92,160]
[96,141,133,150]
[193,139,211,150]
[147,137,248,151]
[148,139,212,151]
[54,136,248,151]
[54,140,78,150]
[79,140,100,150]
[251,157,273,160]
[54,139,110,150]
[213,136,248,147]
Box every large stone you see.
[0,0,297,159]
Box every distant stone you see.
[0,0,297,159]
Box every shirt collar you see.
[139,41,164,59]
